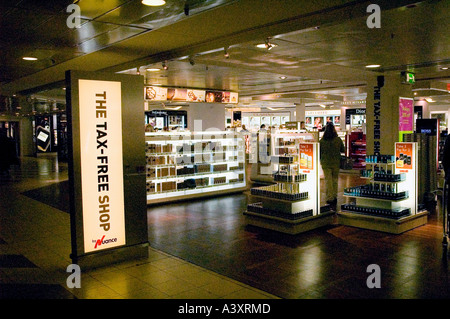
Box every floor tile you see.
[152,278,197,296]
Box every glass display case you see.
[145,131,247,204]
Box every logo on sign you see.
[92,235,118,249]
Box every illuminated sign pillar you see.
[66,71,149,269]
[366,74,413,155]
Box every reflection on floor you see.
[5,155,450,299]
[148,175,450,299]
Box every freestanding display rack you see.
[338,142,428,234]
[250,130,317,184]
[245,142,334,234]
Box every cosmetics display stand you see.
[250,130,317,184]
[338,142,428,234]
[245,143,334,234]
[145,131,247,204]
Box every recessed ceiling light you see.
[141,0,166,6]
[146,68,161,72]
[365,64,381,68]
[280,76,287,80]
[441,67,449,70]
[23,57,38,61]
[425,98,435,103]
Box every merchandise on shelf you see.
[342,153,413,220]
[247,142,321,217]
[347,131,366,169]
[145,131,246,204]
[341,204,410,219]
[250,184,309,201]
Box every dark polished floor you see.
[147,173,450,299]
[14,157,450,299]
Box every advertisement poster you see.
[299,143,314,170]
[334,116,340,126]
[167,88,187,101]
[187,89,205,102]
[313,116,323,129]
[145,86,167,101]
[144,86,238,103]
[230,92,239,103]
[399,97,414,141]
[78,79,126,253]
[395,142,413,170]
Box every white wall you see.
[188,103,226,131]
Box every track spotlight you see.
[189,56,195,66]
[224,47,230,58]
[265,39,277,50]
[256,37,278,50]
[162,60,168,70]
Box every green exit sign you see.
[401,71,415,84]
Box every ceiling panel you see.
[1,0,449,109]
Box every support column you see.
[366,73,414,156]
[295,101,306,123]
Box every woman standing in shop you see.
[319,122,345,208]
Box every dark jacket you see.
[319,136,345,169]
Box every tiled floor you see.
[0,155,277,299]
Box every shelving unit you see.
[338,143,428,234]
[145,131,247,204]
[245,143,334,234]
[250,130,318,184]
[347,131,366,169]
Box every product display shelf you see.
[145,131,247,204]
[245,147,334,235]
[338,149,428,234]
[347,131,366,169]
[250,130,318,184]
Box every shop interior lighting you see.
[162,61,168,70]
[441,67,449,70]
[279,76,287,79]
[22,57,38,61]
[161,102,183,110]
[425,98,435,103]
[224,47,230,58]
[267,107,285,111]
[365,64,381,68]
[146,68,161,72]
[141,0,166,6]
